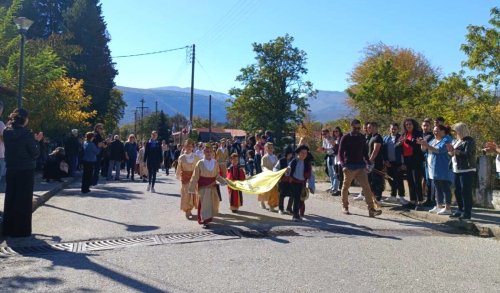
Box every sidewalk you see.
[0,172,78,235]
[316,181,500,239]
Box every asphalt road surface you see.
[0,170,499,293]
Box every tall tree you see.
[18,0,74,39]
[227,34,316,146]
[156,110,170,142]
[461,6,500,92]
[63,0,117,122]
[347,43,439,124]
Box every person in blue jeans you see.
[449,123,476,220]
[418,125,453,215]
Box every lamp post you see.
[14,17,33,109]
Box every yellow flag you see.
[225,169,287,194]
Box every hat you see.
[283,145,294,156]
[294,144,309,154]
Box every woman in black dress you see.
[2,109,44,237]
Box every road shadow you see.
[43,204,160,233]
[1,237,174,292]
[210,209,401,241]
[155,192,180,198]
[57,186,143,201]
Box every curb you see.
[399,209,500,239]
[313,188,500,240]
[31,177,78,212]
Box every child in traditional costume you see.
[274,145,295,215]
[227,153,245,213]
[258,142,279,212]
[215,138,229,178]
[176,139,200,219]
[286,145,315,221]
[189,143,226,228]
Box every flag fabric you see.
[225,169,287,195]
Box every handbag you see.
[59,161,69,173]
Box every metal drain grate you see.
[0,227,452,258]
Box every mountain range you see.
[117,86,353,125]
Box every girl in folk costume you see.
[189,143,226,228]
[227,153,245,213]
[286,145,316,221]
[258,142,280,212]
[137,141,148,182]
[175,139,200,219]
[215,138,229,178]
[273,145,295,214]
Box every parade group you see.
[2,106,500,235]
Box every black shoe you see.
[333,190,341,196]
[459,214,471,220]
[422,200,434,207]
[450,211,462,218]
[414,204,423,211]
[402,202,416,209]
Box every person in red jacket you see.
[227,153,245,213]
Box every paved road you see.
[0,170,499,292]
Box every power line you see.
[196,57,219,90]
[112,45,189,59]
[198,0,259,50]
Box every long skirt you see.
[258,185,279,208]
[180,183,198,212]
[197,186,220,224]
[2,169,35,237]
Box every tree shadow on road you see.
[210,210,401,242]
[44,203,160,233]
[58,186,143,200]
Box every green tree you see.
[346,43,439,125]
[156,110,171,142]
[227,34,316,146]
[63,0,117,122]
[102,88,126,134]
[461,6,500,92]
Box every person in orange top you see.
[215,138,229,178]
[227,153,245,213]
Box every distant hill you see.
[309,90,353,122]
[117,86,230,125]
[117,86,353,125]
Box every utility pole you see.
[189,44,195,130]
[133,109,138,135]
[136,98,148,141]
[155,100,159,129]
[208,95,212,142]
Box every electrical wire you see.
[112,45,189,59]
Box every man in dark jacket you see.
[107,135,125,180]
[382,123,407,204]
[64,129,81,176]
[92,123,105,185]
[144,131,162,192]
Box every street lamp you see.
[14,17,34,109]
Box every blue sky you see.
[101,0,494,93]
